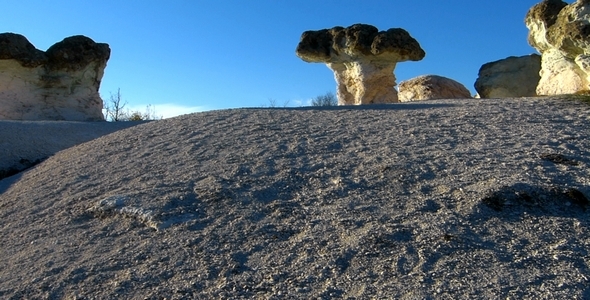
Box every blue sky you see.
[5,0,545,118]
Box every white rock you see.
[329,61,398,105]
[537,49,586,95]
[474,54,541,98]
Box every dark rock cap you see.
[525,0,568,50]
[525,0,568,29]
[547,2,590,55]
[0,32,47,67]
[526,0,590,56]
[46,35,111,71]
[0,33,110,71]
[296,23,425,63]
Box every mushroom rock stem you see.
[329,61,398,105]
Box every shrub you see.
[103,89,162,121]
[311,92,338,106]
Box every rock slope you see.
[0,97,589,299]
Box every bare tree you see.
[103,89,162,121]
[103,88,127,121]
[264,98,292,108]
[267,98,278,108]
[311,92,338,106]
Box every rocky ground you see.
[0,121,140,180]
[0,97,589,299]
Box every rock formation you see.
[398,75,472,102]
[296,24,425,105]
[0,33,110,121]
[474,54,541,98]
[525,0,590,95]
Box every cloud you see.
[125,103,208,119]
[293,99,312,107]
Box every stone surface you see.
[525,0,569,52]
[474,54,542,98]
[537,48,587,95]
[296,24,425,105]
[525,0,590,95]
[0,33,110,121]
[398,75,471,101]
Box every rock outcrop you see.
[474,54,541,98]
[0,33,110,121]
[296,24,425,105]
[525,0,590,95]
[398,75,471,102]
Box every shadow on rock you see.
[479,182,589,219]
[0,157,46,182]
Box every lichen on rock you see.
[526,0,590,95]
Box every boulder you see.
[474,54,541,98]
[0,33,110,121]
[525,0,590,95]
[296,24,425,105]
[398,75,471,101]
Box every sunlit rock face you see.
[0,33,110,121]
[526,0,590,95]
[475,55,542,98]
[296,24,425,105]
[398,75,472,102]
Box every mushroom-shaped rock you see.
[398,75,471,102]
[0,33,110,121]
[296,24,425,105]
[525,0,590,95]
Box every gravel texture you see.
[0,97,589,299]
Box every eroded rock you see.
[475,54,541,98]
[525,0,590,95]
[398,75,471,102]
[0,33,110,121]
[537,48,587,95]
[296,24,425,105]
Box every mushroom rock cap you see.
[296,23,425,64]
[546,0,590,56]
[0,32,47,67]
[45,35,111,71]
[525,0,568,30]
[525,0,568,52]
